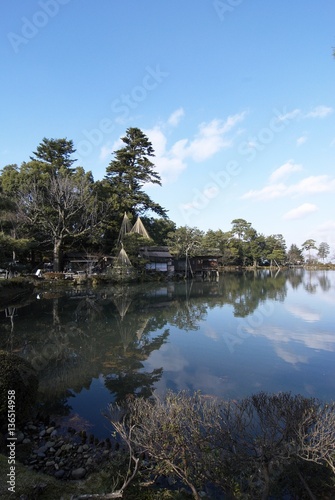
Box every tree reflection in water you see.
[0,269,332,430]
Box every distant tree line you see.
[0,129,332,272]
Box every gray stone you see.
[54,469,65,479]
[45,441,55,449]
[46,426,55,434]
[15,431,25,443]
[71,467,86,480]
[36,445,48,454]
[22,438,31,444]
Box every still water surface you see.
[1,269,335,438]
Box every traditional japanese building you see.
[139,246,174,274]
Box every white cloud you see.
[241,183,287,201]
[296,135,307,146]
[184,114,246,162]
[305,105,333,118]
[244,324,335,358]
[145,110,247,183]
[294,175,335,194]
[99,138,123,161]
[283,203,318,220]
[274,346,309,366]
[269,160,303,183]
[272,105,333,124]
[242,174,335,201]
[167,107,184,127]
[145,126,167,157]
[285,304,320,322]
[275,108,301,122]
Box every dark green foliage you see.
[30,137,76,174]
[104,127,168,218]
[0,351,38,431]
[287,243,304,265]
[140,217,176,246]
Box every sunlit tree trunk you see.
[53,238,62,272]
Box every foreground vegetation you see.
[8,394,335,499]
[104,391,335,499]
[1,390,335,499]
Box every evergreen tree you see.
[1,139,99,271]
[287,244,304,265]
[30,137,76,174]
[104,128,167,219]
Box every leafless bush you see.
[296,401,335,474]
[211,392,321,499]
[108,391,220,499]
[106,391,335,499]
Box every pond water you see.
[1,269,335,438]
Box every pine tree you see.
[104,128,167,218]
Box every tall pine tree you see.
[104,128,167,218]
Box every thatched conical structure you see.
[115,246,132,268]
[117,212,133,246]
[109,245,135,281]
[130,217,150,239]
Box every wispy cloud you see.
[276,108,301,122]
[305,105,333,119]
[296,135,307,146]
[283,203,318,220]
[242,174,335,201]
[99,109,247,183]
[274,104,333,123]
[269,160,303,183]
[99,138,123,161]
[285,304,320,322]
[167,107,184,127]
[181,113,247,162]
[145,110,247,183]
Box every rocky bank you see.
[8,416,117,482]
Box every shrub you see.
[0,351,38,432]
[107,391,335,500]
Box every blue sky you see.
[1,0,335,255]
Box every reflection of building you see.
[139,246,174,274]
